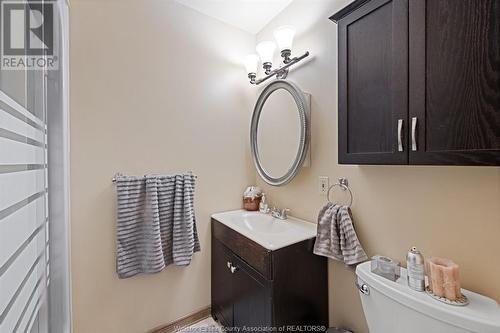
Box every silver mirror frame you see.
[250,80,310,186]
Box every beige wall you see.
[70,1,255,332]
[70,0,500,332]
[256,1,500,332]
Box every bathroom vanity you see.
[211,210,328,330]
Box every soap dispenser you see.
[259,193,269,214]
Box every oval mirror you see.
[251,80,310,186]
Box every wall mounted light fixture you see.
[245,26,309,85]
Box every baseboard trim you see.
[147,307,212,333]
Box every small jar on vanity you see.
[242,186,262,211]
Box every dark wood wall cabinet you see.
[331,0,500,166]
[211,219,328,331]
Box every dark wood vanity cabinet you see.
[211,220,328,331]
[332,0,500,166]
[212,239,272,328]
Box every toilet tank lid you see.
[356,261,500,333]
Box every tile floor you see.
[178,317,221,333]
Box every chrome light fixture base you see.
[248,73,256,84]
[281,49,292,64]
[252,51,309,85]
[263,62,273,75]
[276,67,289,80]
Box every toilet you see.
[355,261,500,333]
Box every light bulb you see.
[256,41,276,65]
[244,54,259,75]
[274,26,295,53]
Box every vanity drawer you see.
[211,219,272,279]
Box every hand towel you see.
[313,202,367,266]
[115,173,200,279]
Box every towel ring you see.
[327,178,353,207]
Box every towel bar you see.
[112,172,197,183]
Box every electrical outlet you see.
[319,176,329,195]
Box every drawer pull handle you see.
[411,117,418,151]
[397,119,404,152]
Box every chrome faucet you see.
[271,207,290,220]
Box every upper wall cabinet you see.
[331,0,500,166]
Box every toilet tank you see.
[355,261,500,333]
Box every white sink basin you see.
[211,210,317,251]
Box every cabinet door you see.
[231,254,272,330]
[409,0,500,165]
[211,239,234,327]
[338,0,409,164]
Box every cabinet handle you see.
[411,117,418,151]
[230,265,238,274]
[397,119,404,152]
[227,261,232,269]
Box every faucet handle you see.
[281,208,290,219]
[271,207,279,218]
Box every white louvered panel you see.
[44,137,48,165]
[1,77,48,333]
[0,266,44,333]
[0,230,44,318]
[1,59,49,333]
[45,192,49,218]
[0,91,45,129]
[18,288,45,333]
[0,254,44,331]
[0,196,45,268]
[45,219,49,243]
[0,169,45,212]
[0,109,45,144]
[44,169,49,194]
[0,138,45,164]
[37,222,47,279]
[0,263,45,333]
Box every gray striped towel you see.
[313,203,367,266]
[115,173,200,279]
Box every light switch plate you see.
[319,176,329,195]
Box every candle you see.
[426,257,461,301]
